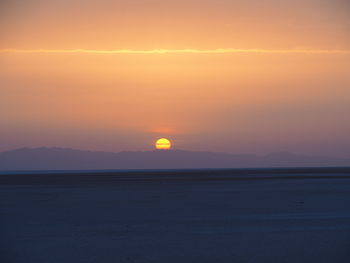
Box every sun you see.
[155,138,172,150]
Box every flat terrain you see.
[1,168,350,263]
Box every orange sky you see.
[1,0,350,157]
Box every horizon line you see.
[1,48,350,55]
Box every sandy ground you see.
[1,169,350,263]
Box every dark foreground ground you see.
[1,168,350,263]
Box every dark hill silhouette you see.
[0,147,349,171]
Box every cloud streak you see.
[1,48,350,55]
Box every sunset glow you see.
[1,0,349,157]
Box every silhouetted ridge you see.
[0,147,349,171]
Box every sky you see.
[1,0,350,157]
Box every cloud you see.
[1,48,350,54]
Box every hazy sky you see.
[1,0,350,157]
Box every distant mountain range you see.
[0,147,349,171]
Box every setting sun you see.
[155,138,172,150]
